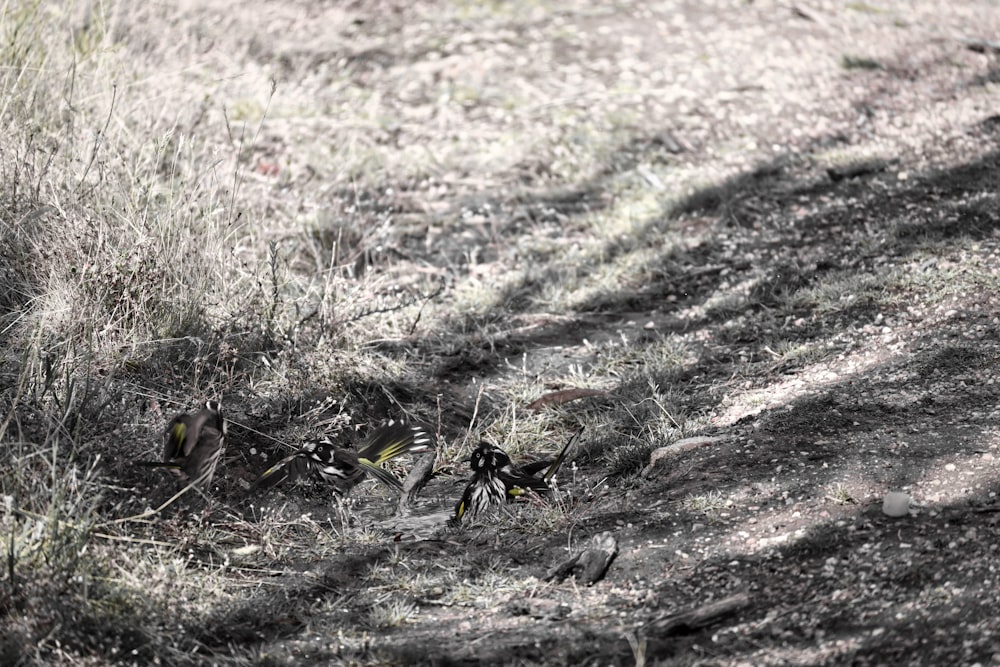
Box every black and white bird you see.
[452,429,579,523]
[248,422,435,499]
[452,442,511,522]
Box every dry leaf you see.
[526,388,609,411]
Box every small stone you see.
[882,492,910,518]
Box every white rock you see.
[882,492,910,518]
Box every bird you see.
[452,429,580,523]
[139,400,228,493]
[451,442,511,522]
[247,422,435,499]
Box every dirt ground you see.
[8,1,1000,665]
[180,2,1000,665]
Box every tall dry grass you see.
[0,3,278,662]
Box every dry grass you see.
[2,0,1000,664]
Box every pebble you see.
[882,492,910,518]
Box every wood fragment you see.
[827,158,890,182]
[651,131,685,153]
[545,531,618,584]
[637,165,667,191]
[959,37,1000,53]
[791,5,819,21]
[649,592,750,636]
[526,388,610,411]
[396,451,437,516]
[508,597,571,620]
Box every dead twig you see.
[959,36,1000,53]
[344,279,445,326]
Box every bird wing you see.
[502,430,583,498]
[350,423,434,492]
[502,472,549,497]
[357,423,435,464]
[512,429,583,484]
[499,429,581,492]
[517,458,554,477]
[162,415,190,461]
[181,404,224,457]
[453,481,475,521]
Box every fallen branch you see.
[648,591,750,636]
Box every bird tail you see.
[247,453,309,494]
[541,428,581,484]
[513,428,582,485]
[357,461,405,491]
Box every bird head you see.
[468,442,512,473]
[203,400,226,435]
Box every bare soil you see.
[199,2,1000,665]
